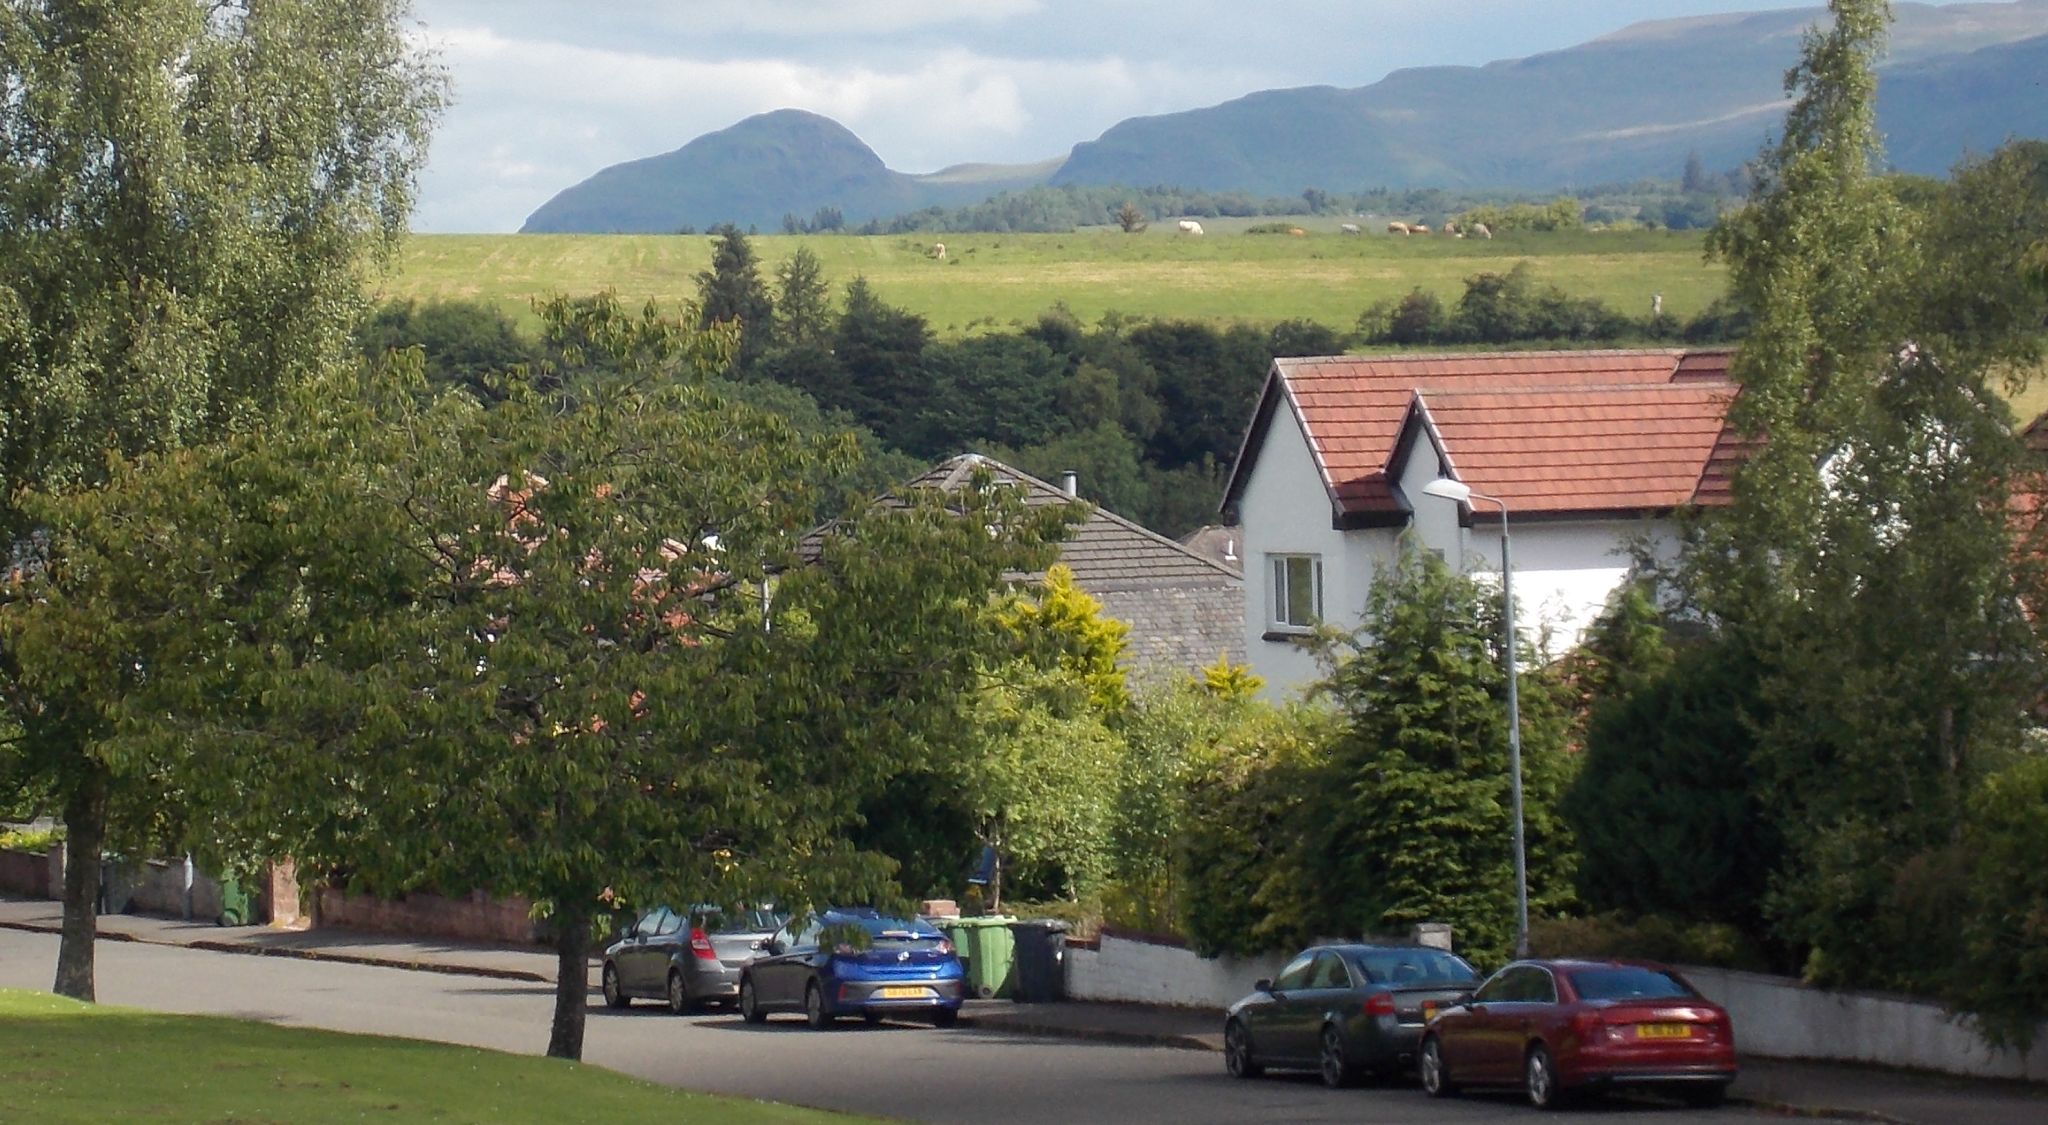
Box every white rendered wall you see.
[1438,516,1678,662]
[1238,406,1355,698]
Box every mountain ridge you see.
[521,1,2048,233]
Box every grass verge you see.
[0,989,870,1124]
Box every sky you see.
[406,1,1859,234]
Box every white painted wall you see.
[1425,510,1679,661]
[1680,964,2048,1081]
[1064,933,1290,1010]
[1238,405,1356,697]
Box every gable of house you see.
[1223,349,1740,528]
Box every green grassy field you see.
[0,989,868,1124]
[383,227,1726,339]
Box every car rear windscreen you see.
[1351,950,1477,985]
[694,908,782,933]
[858,918,946,946]
[1568,967,1698,1001]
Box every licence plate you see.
[875,986,927,1000]
[1636,1023,1693,1039]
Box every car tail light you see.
[689,928,718,961]
[1570,1010,1606,1043]
[1363,993,1396,1017]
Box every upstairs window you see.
[1270,554,1323,631]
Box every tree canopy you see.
[0,0,444,1003]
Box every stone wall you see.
[314,886,542,945]
[107,857,226,922]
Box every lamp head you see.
[1420,477,1472,504]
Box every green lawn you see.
[382,227,1725,339]
[0,989,871,1124]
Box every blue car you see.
[738,908,966,1029]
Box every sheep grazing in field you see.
[1288,227,1306,237]
[1411,224,1431,235]
[1177,219,1205,235]
[1387,221,1412,235]
[1472,222,1493,239]
[1442,221,1459,236]
[1340,223,1361,235]
[930,242,946,260]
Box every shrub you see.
[1528,912,1772,972]
[1176,703,1337,957]
[0,826,63,852]
[1945,755,2048,1049]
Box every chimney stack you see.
[1060,470,1079,497]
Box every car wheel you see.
[804,981,835,1030]
[738,977,766,1024]
[932,1007,959,1029]
[1224,1019,1264,1079]
[667,970,692,1015]
[601,963,629,1009]
[1319,1024,1360,1089]
[1680,1083,1729,1109]
[1419,1034,1457,1098]
[1526,1043,1568,1110]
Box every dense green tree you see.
[1311,550,1577,963]
[0,0,442,1003]
[145,296,1070,1061]
[771,246,835,352]
[831,277,932,438]
[1564,637,1783,933]
[357,299,540,400]
[696,224,775,372]
[1127,321,1267,470]
[908,335,1067,457]
[1915,140,2048,373]
[1689,0,2048,990]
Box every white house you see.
[1219,349,1741,698]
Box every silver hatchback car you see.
[602,904,784,1013]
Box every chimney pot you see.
[1060,470,1079,497]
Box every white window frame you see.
[1268,553,1323,633]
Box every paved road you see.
[0,929,1768,1124]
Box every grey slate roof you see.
[879,455,1247,674]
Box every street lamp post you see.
[1420,477,1529,958]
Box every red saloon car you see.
[1418,959,1736,1109]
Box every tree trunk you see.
[546,898,590,1061]
[54,762,108,1002]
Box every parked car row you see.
[601,905,966,1028]
[1224,946,1737,1110]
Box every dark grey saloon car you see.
[1224,944,1479,1087]
[601,904,784,1013]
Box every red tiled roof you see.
[1416,384,1738,512]
[1232,349,1740,521]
